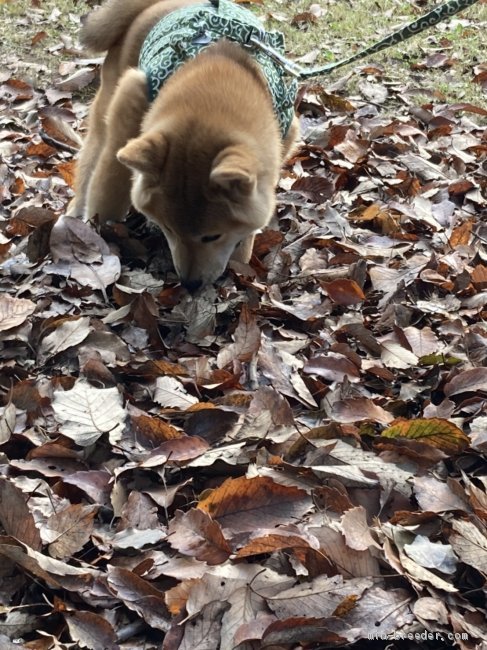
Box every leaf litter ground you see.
[1,3,487,650]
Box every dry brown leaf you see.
[413,476,468,513]
[6,206,56,237]
[0,403,16,445]
[471,264,487,290]
[131,412,183,443]
[44,504,97,559]
[235,529,316,559]
[168,509,231,565]
[106,567,170,631]
[267,574,372,619]
[322,279,365,305]
[0,479,42,550]
[331,398,394,425]
[217,303,261,367]
[139,436,209,466]
[48,216,121,289]
[25,141,57,158]
[262,616,350,646]
[444,368,487,397]
[197,476,312,533]
[64,610,118,650]
[449,218,474,247]
[304,354,361,382]
[449,519,487,573]
[318,90,356,113]
[57,160,77,187]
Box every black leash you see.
[246,0,480,79]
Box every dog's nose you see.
[182,278,203,293]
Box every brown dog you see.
[69,0,299,290]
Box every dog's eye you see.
[201,234,221,243]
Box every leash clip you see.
[246,33,303,78]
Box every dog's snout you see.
[182,278,203,293]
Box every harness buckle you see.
[192,29,212,45]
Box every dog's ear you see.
[117,132,168,175]
[210,146,257,199]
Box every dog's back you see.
[81,0,161,51]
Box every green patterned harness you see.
[139,0,297,137]
[139,0,479,136]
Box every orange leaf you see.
[26,142,57,159]
[322,279,365,306]
[57,161,76,188]
[235,532,313,559]
[350,204,381,221]
[472,264,487,290]
[319,90,355,113]
[165,579,199,615]
[449,218,473,247]
[382,418,469,455]
[31,31,48,46]
[11,177,25,195]
[197,476,312,532]
[132,413,183,442]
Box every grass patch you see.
[1,0,485,107]
[261,0,487,106]
[0,0,91,86]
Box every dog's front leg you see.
[85,68,149,223]
[231,234,255,264]
[281,115,300,163]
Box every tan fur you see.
[70,0,299,290]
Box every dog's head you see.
[117,126,277,291]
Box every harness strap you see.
[139,0,297,136]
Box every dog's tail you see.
[81,0,159,51]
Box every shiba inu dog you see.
[70,0,299,291]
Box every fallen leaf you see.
[341,506,380,551]
[44,504,97,559]
[331,398,394,424]
[154,376,199,409]
[267,574,372,619]
[444,368,487,396]
[0,479,42,550]
[38,316,91,364]
[449,519,487,573]
[52,380,126,446]
[0,403,16,444]
[0,294,36,331]
[322,279,365,305]
[197,476,312,533]
[106,567,170,631]
[404,535,457,574]
[381,418,469,454]
[168,509,231,565]
[64,610,118,650]
[304,354,361,382]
